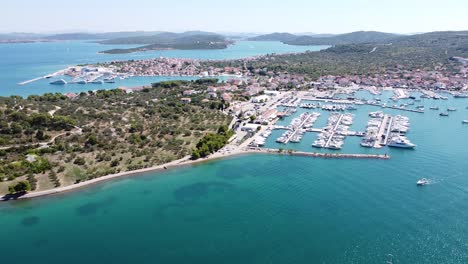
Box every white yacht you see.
[369,111,384,118]
[462,120,468,124]
[388,136,416,149]
[50,79,67,85]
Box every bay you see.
[0,41,325,97]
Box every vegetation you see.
[99,32,232,54]
[191,125,234,159]
[0,80,232,195]
[209,31,468,78]
[8,181,31,194]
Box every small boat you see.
[447,108,457,111]
[417,178,429,186]
[454,93,468,98]
[104,77,116,83]
[462,120,468,124]
[50,79,67,85]
[91,80,104,84]
[440,112,449,116]
[429,106,439,110]
[77,80,87,84]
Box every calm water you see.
[0,41,325,97]
[1,91,468,263]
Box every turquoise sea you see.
[0,40,325,97]
[1,90,468,263]
[1,43,468,263]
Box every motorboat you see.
[462,120,468,124]
[50,79,67,85]
[417,178,429,186]
[440,112,449,116]
[447,108,457,111]
[429,106,439,110]
[369,111,384,118]
[387,136,416,149]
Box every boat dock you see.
[17,69,66,85]
[324,114,344,148]
[374,114,393,148]
[382,105,424,113]
[17,76,47,85]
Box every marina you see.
[312,113,354,150]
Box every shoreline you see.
[0,148,389,202]
[0,149,252,202]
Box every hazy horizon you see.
[2,0,468,34]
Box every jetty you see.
[382,105,424,113]
[17,69,66,85]
[248,147,390,160]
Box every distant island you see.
[98,32,233,54]
[248,31,400,46]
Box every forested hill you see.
[248,33,299,42]
[210,31,468,77]
[249,31,400,45]
[97,31,222,45]
[100,33,232,54]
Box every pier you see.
[247,147,390,160]
[383,116,394,145]
[374,114,391,148]
[17,76,47,85]
[324,114,344,148]
[17,69,65,85]
[365,103,424,113]
[382,105,424,113]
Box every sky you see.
[1,0,468,34]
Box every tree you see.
[10,122,23,134]
[8,181,32,194]
[110,160,120,167]
[191,149,201,160]
[86,134,98,146]
[36,130,46,140]
[74,157,86,166]
[217,125,229,135]
[250,115,257,122]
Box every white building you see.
[241,123,260,132]
[252,95,269,103]
[264,90,280,96]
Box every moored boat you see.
[50,79,67,85]
[388,136,416,149]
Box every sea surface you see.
[0,40,325,97]
[1,90,468,263]
[1,41,468,263]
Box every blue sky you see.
[1,0,467,33]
